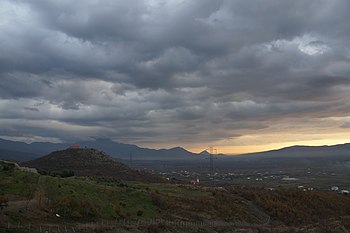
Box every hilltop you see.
[21,148,164,183]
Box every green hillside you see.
[0,162,253,224]
[1,161,350,232]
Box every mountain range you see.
[0,138,200,161]
[237,143,350,159]
[0,137,350,162]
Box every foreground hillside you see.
[1,162,350,232]
[20,148,163,183]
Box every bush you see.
[0,195,8,211]
[137,210,143,216]
[50,196,98,219]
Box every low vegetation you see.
[0,164,253,224]
[235,187,350,225]
[1,161,350,232]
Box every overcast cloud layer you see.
[1,0,350,152]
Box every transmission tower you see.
[207,146,217,184]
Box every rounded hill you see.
[21,148,163,182]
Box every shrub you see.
[137,210,143,216]
[50,196,98,219]
[0,195,8,211]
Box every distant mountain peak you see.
[89,137,117,144]
[169,146,186,151]
[199,150,210,155]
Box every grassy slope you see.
[234,187,350,225]
[0,169,158,221]
[1,165,350,229]
[0,167,253,224]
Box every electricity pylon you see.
[206,146,217,185]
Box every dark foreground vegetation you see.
[1,161,350,232]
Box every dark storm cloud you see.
[1,0,350,146]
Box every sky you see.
[1,0,350,154]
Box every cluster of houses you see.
[331,186,349,195]
[297,186,314,191]
[69,144,81,149]
[143,166,350,193]
[190,178,200,185]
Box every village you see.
[146,165,350,195]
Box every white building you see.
[341,190,349,195]
[331,186,339,191]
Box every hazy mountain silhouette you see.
[1,137,350,162]
[0,138,68,160]
[238,144,350,159]
[0,138,200,161]
[75,138,200,160]
[199,150,210,155]
[0,148,38,161]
